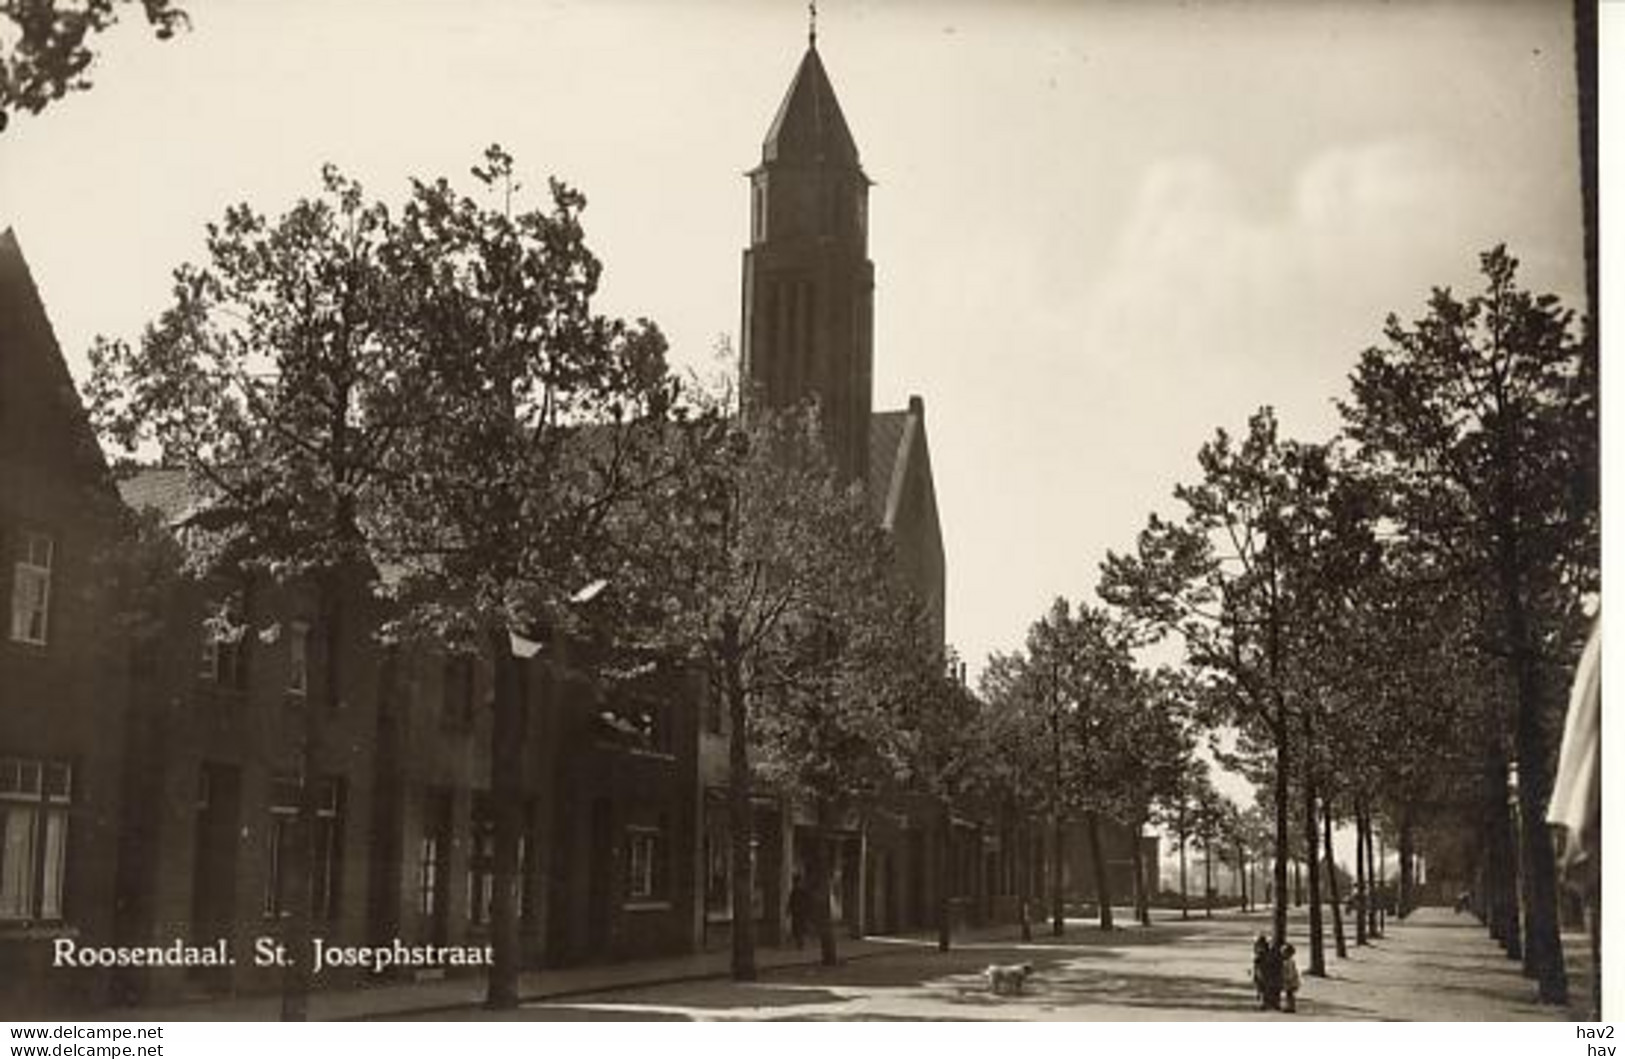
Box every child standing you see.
[1279,942,1301,1013]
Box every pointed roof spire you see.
[761,18,861,169]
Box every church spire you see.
[741,28,875,486]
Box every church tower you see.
[740,27,875,486]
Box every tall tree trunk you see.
[1354,802,1368,947]
[1179,825,1189,921]
[484,628,524,1010]
[1086,811,1113,930]
[1131,818,1150,926]
[1302,741,1325,975]
[1490,755,1521,959]
[280,574,341,1020]
[1293,859,1302,907]
[1019,820,1034,941]
[811,807,838,967]
[938,799,953,952]
[1399,812,1416,918]
[1049,697,1065,937]
[723,619,757,981]
[1324,799,1347,959]
[1270,666,1291,948]
[1364,813,1380,940]
[1050,813,1065,936]
[1496,424,1568,1003]
[1203,834,1213,919]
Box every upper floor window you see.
[287,621,310,697]
[0,757,71,923]
[9,531,53,646]
[199,596,248,692]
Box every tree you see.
[1026,597,1141,932]
[87,164,411,1019]
[979,650,1053,941]
[1341,247,1596,1003]
[372,147,680,1008]
[1103,408,1312,951]
[609,396,874,980]
[1,0,188,129]
[749,474,907,966]
[1111,667,1196,927]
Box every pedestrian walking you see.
[788,875,811,949]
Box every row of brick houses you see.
[0,38,1156,1014]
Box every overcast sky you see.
[0,0,1587,695]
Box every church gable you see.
[869,398,946,645]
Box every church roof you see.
[762,45,862,169]
[868,409,908,527]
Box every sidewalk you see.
[119,927,1017,1022]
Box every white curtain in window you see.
[40,810,66,919]
[0,807,35,919]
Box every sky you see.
[0,1,1588,757]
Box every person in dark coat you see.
[787,876,811,949]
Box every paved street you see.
[413,908,1591,1022]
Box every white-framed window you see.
[199,595,248,691]
[0,757,71,923]
[287,621,310,696]
[263,775,342,920]
[626,825,665,903]
[9,532,53,645]
[417,835,440,919]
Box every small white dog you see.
[984,962,1035,996]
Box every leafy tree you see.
[1102,408,1310,950]
[979,649,1052,940]
[610,398,874,980]
[372,147,680,1008]
[1340,247,1596,1003]
[749,477,905,966]
[2,0,187,129]
[87,165,410,1019]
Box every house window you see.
[200,596,248,691]
[443,653,475,727]
[626,825,666,903]
[263,775,342,920]
[417,835,440,919]
[466,795,529,926]
[0,758,71,923]
[9,532,53,645]
[287,621,310,697]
